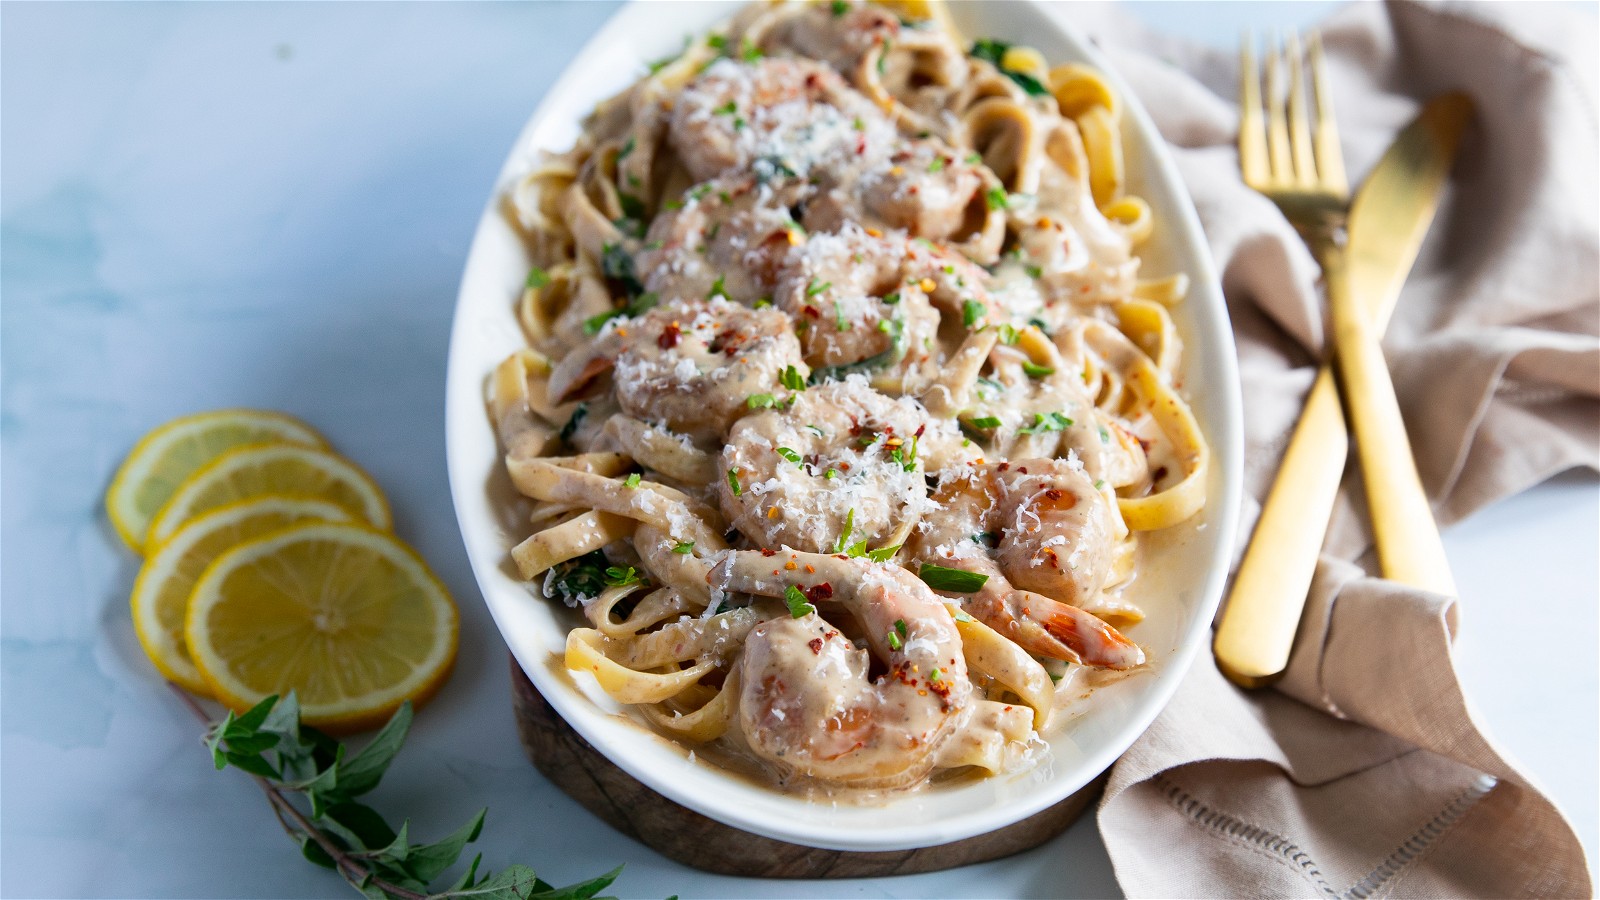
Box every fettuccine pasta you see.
[488,0,1207,793]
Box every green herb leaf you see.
[604,566,642,587]
[962,299,986,329]
[985,187,1009,211]
[1024,264,1043,279]
[707,275,727,300]
[672,540,695,555]
[832,508,856,555]
[780,365,807,392]
[953,609,976,623]
[928,156,946,172]
[997,323,1021,345]
[918,564,990,593]
[624,473,641,488]
[831,0,850,16]
[784,585,815,618]
[549,549,607,602]
[885,630,904,650]
[968,415,1002,429]
[558,403,588,445]
[727,468,742,496]
[525,267,551,290]
[969,38,1050,96]
[1018,411,1074,435]
[882,291,901,305]
[806,280,831,297]
[866,544,901,563]
[775,447,802,464]
[746,393,776,409]
[1022,361,1055,378]
[333,702,411,799]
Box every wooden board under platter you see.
[509,655,1107,878]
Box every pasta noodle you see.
[488,0,1207,793]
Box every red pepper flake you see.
[760,548,777,557]
[914,423,926,438]
[657,321,682,349]
[802,582,834,604]
[801,304,821,319]
[808,637,824,655]
[997,461,1010,472]
[1044,488,1063,501]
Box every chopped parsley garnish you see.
[985,187,1009,211]
[998,324,1021,345]
[776,447,802,464]
[824,468,838,479]
[558,402,588,444]
[616,137,635,162]
[672,540,695,555]
[894,619,908,637]
[1099,426,1111,444]
[1022,361,1055,378]
[624,473,642,488]
[805,424,825,437]
[806,280,831,297]
[600,242,644,297]
[740,40,763,62]
[726,468,743,496]
[1094,479,1106,490]
[752,155,796,185]
[965,151,983,165]
[754,296,773,309]
[929,667,943,682]
[1024,264,1044,279]
[928,157,946,173]
[867,544,902,563]
[1018,411,1075,435]
[747,393,777,409]
[885,630,903,651]
[918,564,989,593]
[852,116,865,131]
[525,266,551,289]
[1028,316,1051,333]
[832,509,856,555]
[972,531,997,547]
[713,100,737,116]
[780,365,807,392]
[878,39,890,74]
[831,0,850,16]
[707,34,727,50]
[962,299,987,329]
[835,301,849,331]
[707,275,728,300]
[968,415,1003,429]
[882,291,901,305]
[604,566,642,587]
[953,609,976,623]
[549,550,608,602]
[969,39,1050,96]
[784,584,815,618]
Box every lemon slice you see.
[147,443,391,550]
[186,522,459,732]
[107,409,327,552]
[130,496,355,694]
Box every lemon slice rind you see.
[185,521,458,732]
[130,495,355,694]
[106,409,327,552]
[147,443,391,551]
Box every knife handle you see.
[1325,241,1457,596]
[1214,364,1348,687]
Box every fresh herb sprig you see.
[172,687,621,900]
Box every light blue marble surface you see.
[2,3,1593,898]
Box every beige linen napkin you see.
[1043,1,1600,896]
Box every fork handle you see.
[1214,364,1347,687]
[1325,240,1457,596]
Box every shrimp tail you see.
[1033,598,1145,670]
[980,590,1145,670]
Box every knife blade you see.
[1214,93,1473,688]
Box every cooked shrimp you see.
[547,297,806,445]
[775,224,932,373]
[713,549,972,788]
[636,174,808,306]
[857,141,988,245]
[719,378,965,552]
[911,459,1143,669]
[669,57,881,184]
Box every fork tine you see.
[1264,33,1294,186]
[1238,33,1269,189]
[1307,31,1348,198]
[1286,32,1316,187]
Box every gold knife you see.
[1215,93,1473,688]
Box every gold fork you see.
[1215,32,1455,688]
